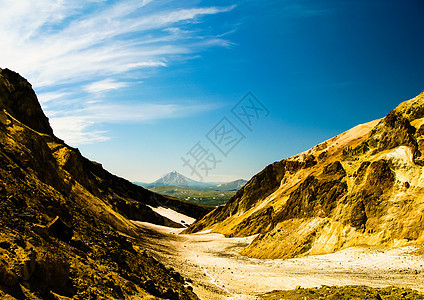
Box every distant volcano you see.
[152,171,206,188]
[136,171,247,191]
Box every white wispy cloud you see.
[48,101,216,145]
[84,79,129,94]
[37,91,73,104]
[50,116,110,145]
[0,0,236,144]
[0,1,235,87]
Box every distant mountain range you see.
[135,171,247,191]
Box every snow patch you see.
[147,205,196,227]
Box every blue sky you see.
[0,0,423,182]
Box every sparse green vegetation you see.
[149,185,235,206]
[260,285,424,300]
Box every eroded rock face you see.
[187,91,424,259]
[364,111,417,155]
[0,69,53,136]
[276,174,347,221]
[185,156,317,235]
[0,69,201,299]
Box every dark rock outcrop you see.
[0,68,53,135]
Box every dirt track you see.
[133,221,424,300]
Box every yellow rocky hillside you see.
[186,91,424,259]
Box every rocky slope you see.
[186,91,424,259]
[0,68,211,299]
[205,179,248,191]
[261,286,424,300]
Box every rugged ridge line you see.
[0,69,53,135]
[186,91,424,259]
[0,68,208,299]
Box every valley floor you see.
[132,221,424,300]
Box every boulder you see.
[0,260,18,287]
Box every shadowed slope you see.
[0,68,208,299]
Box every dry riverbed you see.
[133,221,424,300]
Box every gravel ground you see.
[134,221,424,300]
